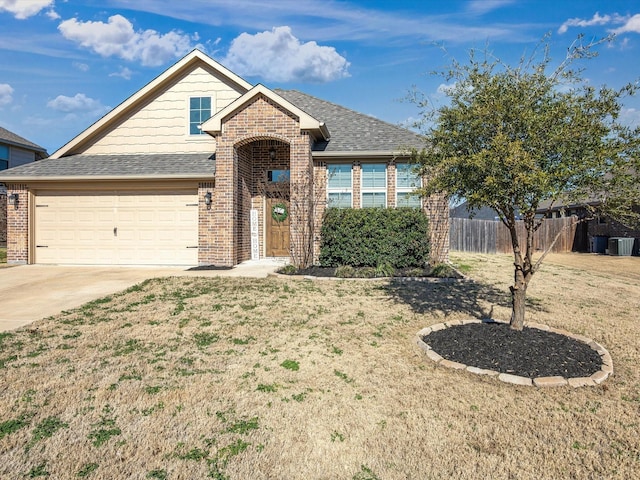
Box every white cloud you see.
[0,0,54,19]
[223,26,349,83]
[0,83,14,106]
[47,93,108,116]
[620,107,640,128]
[611,14,640,35]
[58,14,196,67]
[45,8,59,20]
[109,66,133,80]
[107,0,517,44]
[72,62,89,72]
[559,12,640,37]
[558,12,613,34]
[466,0,515,15]
[436,82,457,95]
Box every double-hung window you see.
[189,97,211,135]
[361,163,386,208]
[327,164,352,208]
[0,144,8,170]
[396,162,422,208]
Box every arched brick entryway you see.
[202,94,313,266]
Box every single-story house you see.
[1,49,448,266]
[1,127,48,246]
[537,199,640,254]
[450,202,522,221]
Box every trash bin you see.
[590,236,608,254]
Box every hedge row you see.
[319,208,430,268]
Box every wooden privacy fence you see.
[450,216,577,254]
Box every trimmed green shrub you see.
[319,208,430,268]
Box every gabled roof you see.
[50,49,252,159]
[0,153,215,181]
[201,84,330,141]
[275,90,424,155]
[0,126,47,157]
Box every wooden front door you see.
[266,197,290,257]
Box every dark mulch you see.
[294,266,337,277]
[423,322,603,378]
[282,266,463,279]
[187,265,233,271]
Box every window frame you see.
[267,169,290,183]
[360,163,387,208]
[189,96,212,136]
[326,163,353,208]
[0,144,9,171]
[395,162,422,208]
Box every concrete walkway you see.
[0,259,285,332]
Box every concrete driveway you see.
[0,260,283,332]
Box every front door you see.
[266,197,290,257]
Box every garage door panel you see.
[35,190,198,265]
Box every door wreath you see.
[271,202,289,222]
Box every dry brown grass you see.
[0,252,639,479]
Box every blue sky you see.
[1,0,639,154]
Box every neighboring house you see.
[450,202,522,221]
[0,49,448,266]
[537,199,640,254]
[0,127,47,247]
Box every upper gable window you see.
[189,97,211,135]
[0,144,8,170]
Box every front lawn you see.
[0,247,6,264]
[0,253,638,479]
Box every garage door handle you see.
[114,227,117,236]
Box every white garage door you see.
[34,190,199,265]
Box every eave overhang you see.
[201,84,330,142]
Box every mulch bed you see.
[187,265,233,271]
[423,322,603,378]
[283,266,463,279]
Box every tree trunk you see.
[510,283,527,330]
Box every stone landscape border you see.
[416,319,613,387]
[269,272,469,283]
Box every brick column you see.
[6,184,28,264]
[289,133,313,267]
[198,181,216,265]
[388,161,397,208]
[352,161,361,209]
[210,139,237,266]
[0,192,6,246]
[312,161,327,263]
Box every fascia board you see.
[50,50,252,159]
[202,84,329,140]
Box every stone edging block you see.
[416,320,613,388]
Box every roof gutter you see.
[312,150,413,158]
[0,174,215,183]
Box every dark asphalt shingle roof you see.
[275,89,424,153]
[0,153,215,179]
[0,126,47,155]
[1,90,423,180]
